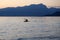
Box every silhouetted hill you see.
[0,3,60,16]
[46,11,60,16]
[46,8,60,16]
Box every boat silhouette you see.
[24,19,29,22]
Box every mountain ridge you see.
[0,3,60,16]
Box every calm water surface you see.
[0,17,60,40]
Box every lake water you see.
[0,17,60,40]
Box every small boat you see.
[24,19,29,22]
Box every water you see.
[0,17,60,40]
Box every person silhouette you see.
[24,19,29,22]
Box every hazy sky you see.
[0,0,60,8]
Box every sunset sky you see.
[0,0,60,8]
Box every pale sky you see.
[0,0,60,8]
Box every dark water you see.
[16,37,60,40]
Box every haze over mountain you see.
[0,3,60,16]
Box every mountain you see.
[0,3,60,16]
[46,11,60,16]
[46,8,60,16]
